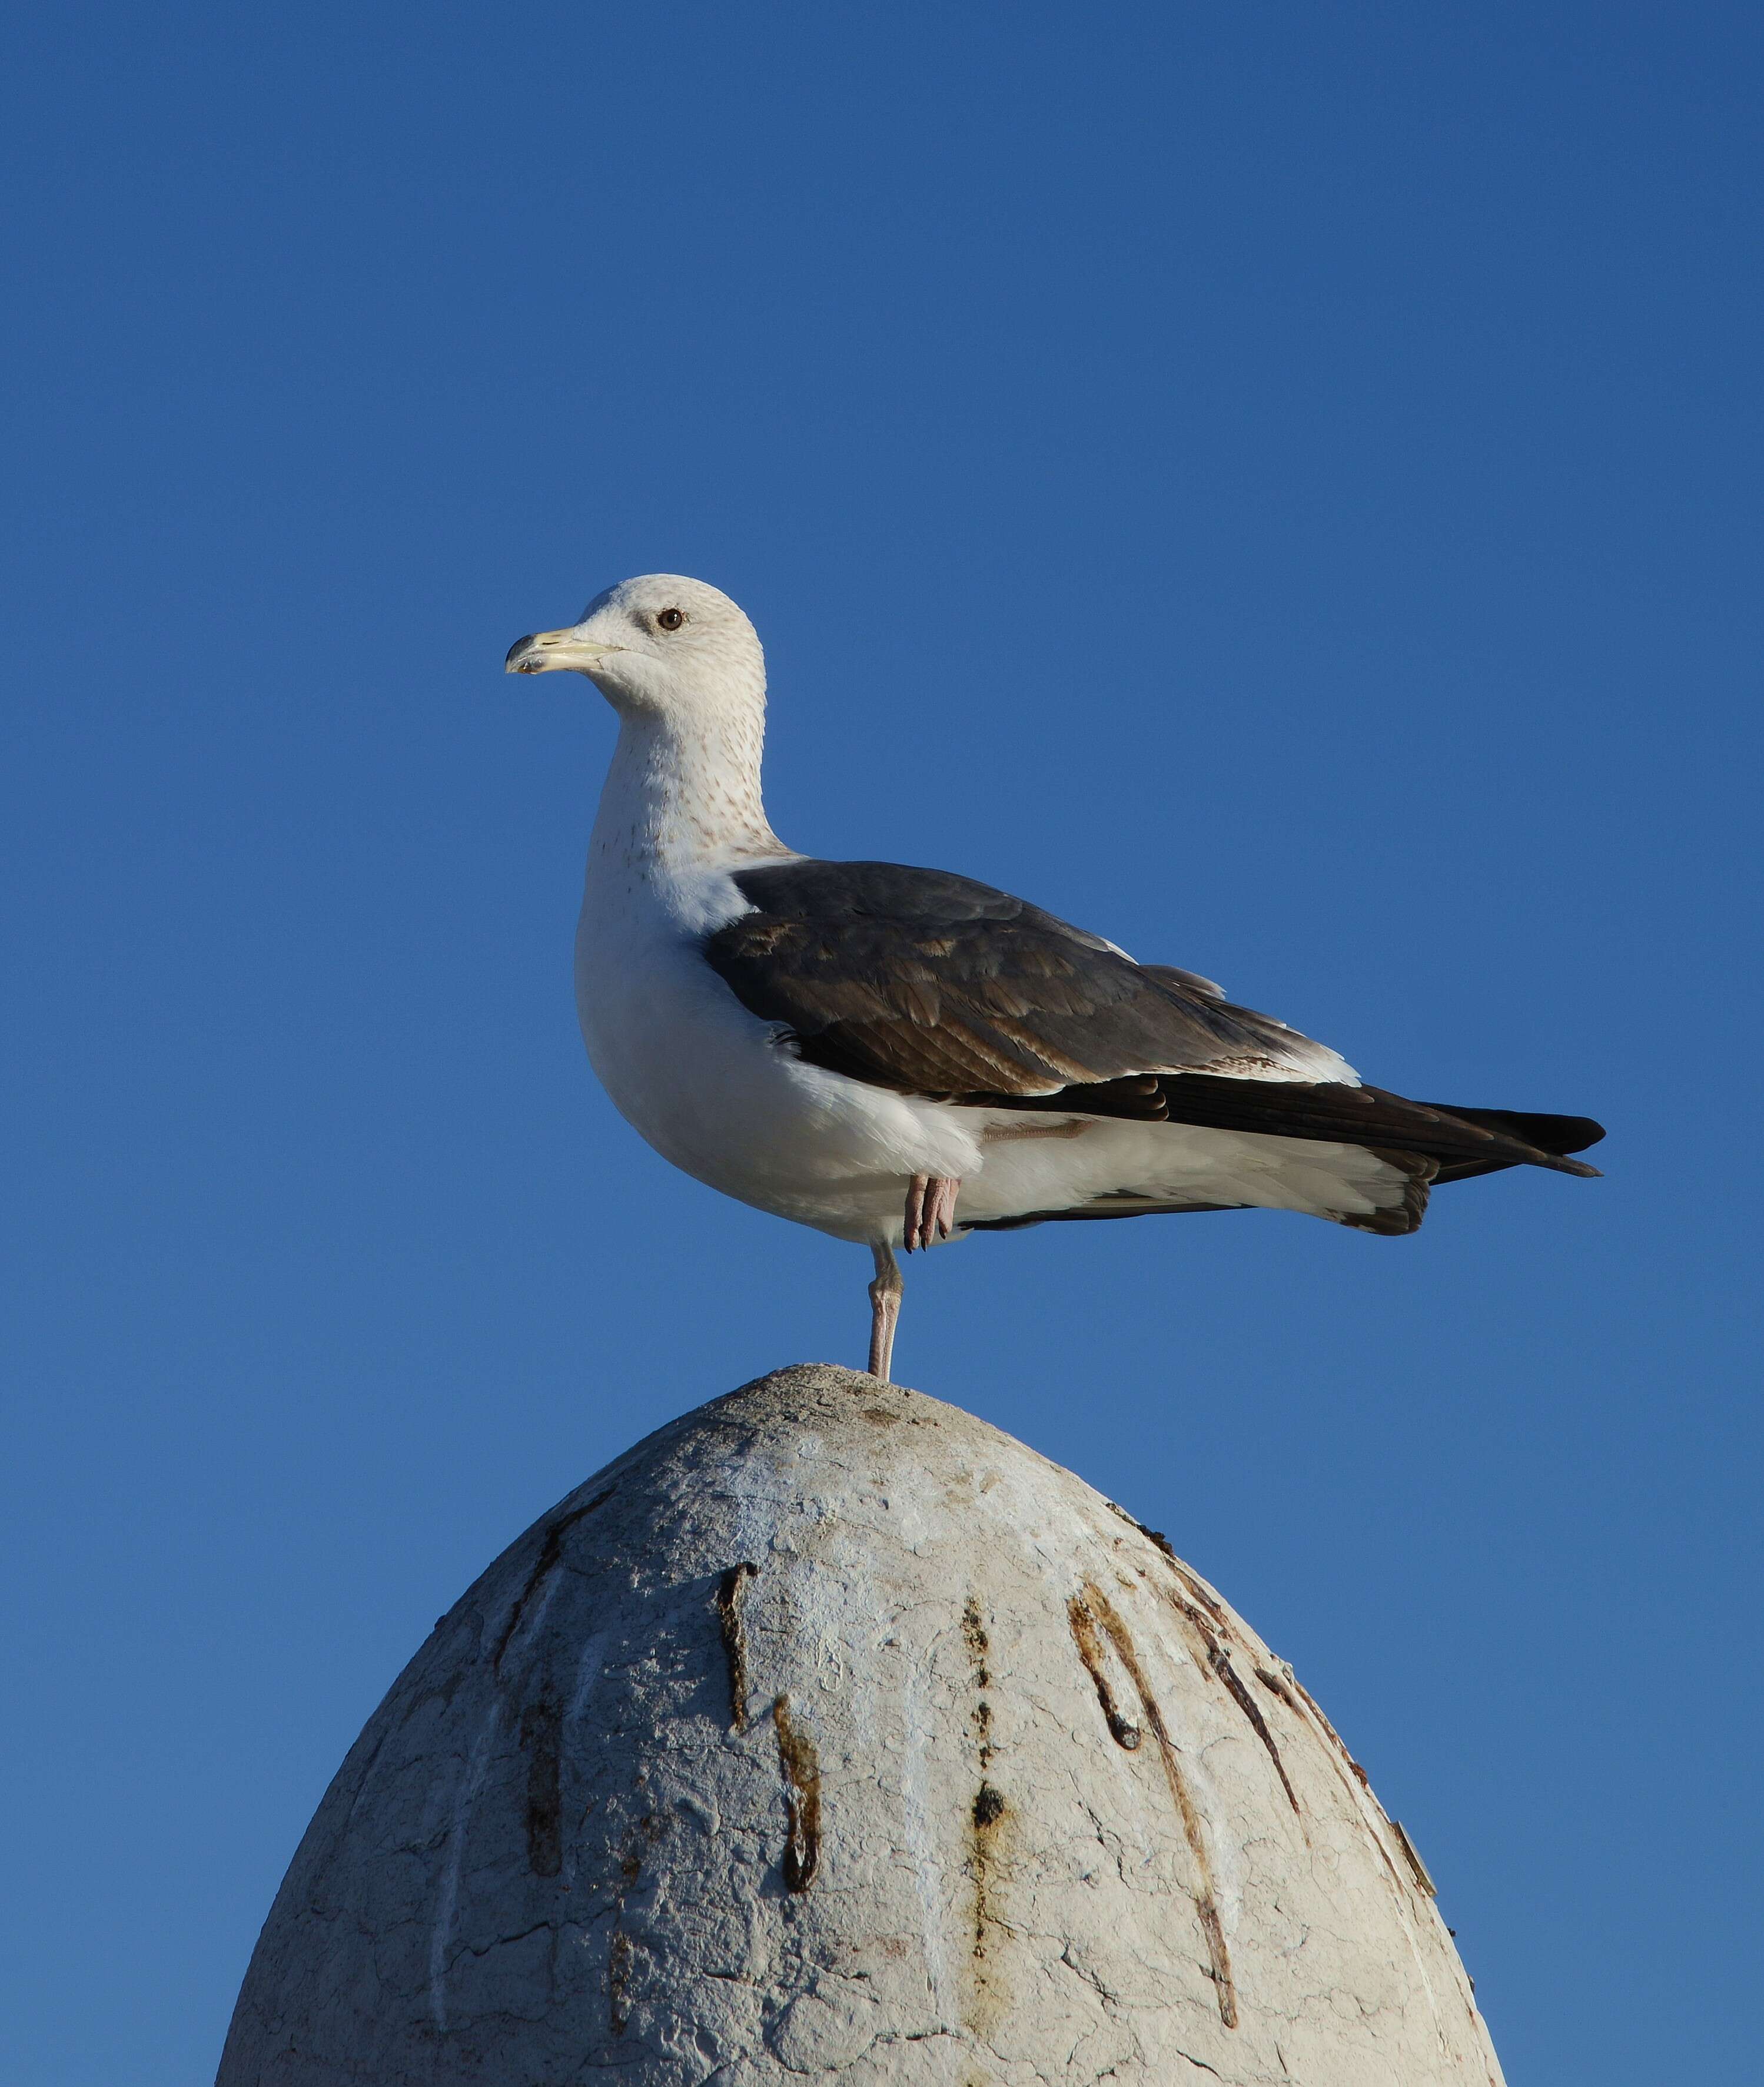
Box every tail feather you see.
[1132,1073,1604,1181]
[1420,1106,1604,1183]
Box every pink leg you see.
[868,1243,903,1381]
[903,1176,927,1250]
[903,1174,962,1252]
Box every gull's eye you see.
[656,608,686,632]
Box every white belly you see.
[574,868,981,1242]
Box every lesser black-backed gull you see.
[507,575,1603,1381]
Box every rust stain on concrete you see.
[1078,1581,1238,2029]
[771,1694,821,1892]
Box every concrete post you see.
[218,1364,1504,2085]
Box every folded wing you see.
[703,859,1603,1185]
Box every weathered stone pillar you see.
[218,1365,1503,2085]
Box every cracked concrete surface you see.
[216,1365,1505,2085]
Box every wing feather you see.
[702,860,1604,1182]
[704,860,1346,1096]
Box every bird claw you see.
[903,1174,960,1251]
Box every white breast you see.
[574,855,981,1240]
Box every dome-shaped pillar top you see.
[220,1365,1502,2085]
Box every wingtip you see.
[1556,1116,1605,1174]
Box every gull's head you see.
[505,574,765,721]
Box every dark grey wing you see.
[703,859,1605,1182]
[703,858,1348,1099]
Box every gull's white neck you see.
[587,704,790,903]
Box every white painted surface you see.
[217,1366,1505,2085]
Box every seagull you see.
[508,575,1603,1382]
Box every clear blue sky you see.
[4,5,1758,2080]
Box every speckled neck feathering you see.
[507,572,1603,1381]
[589,699,788,895]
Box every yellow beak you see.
[504,628,619,675]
